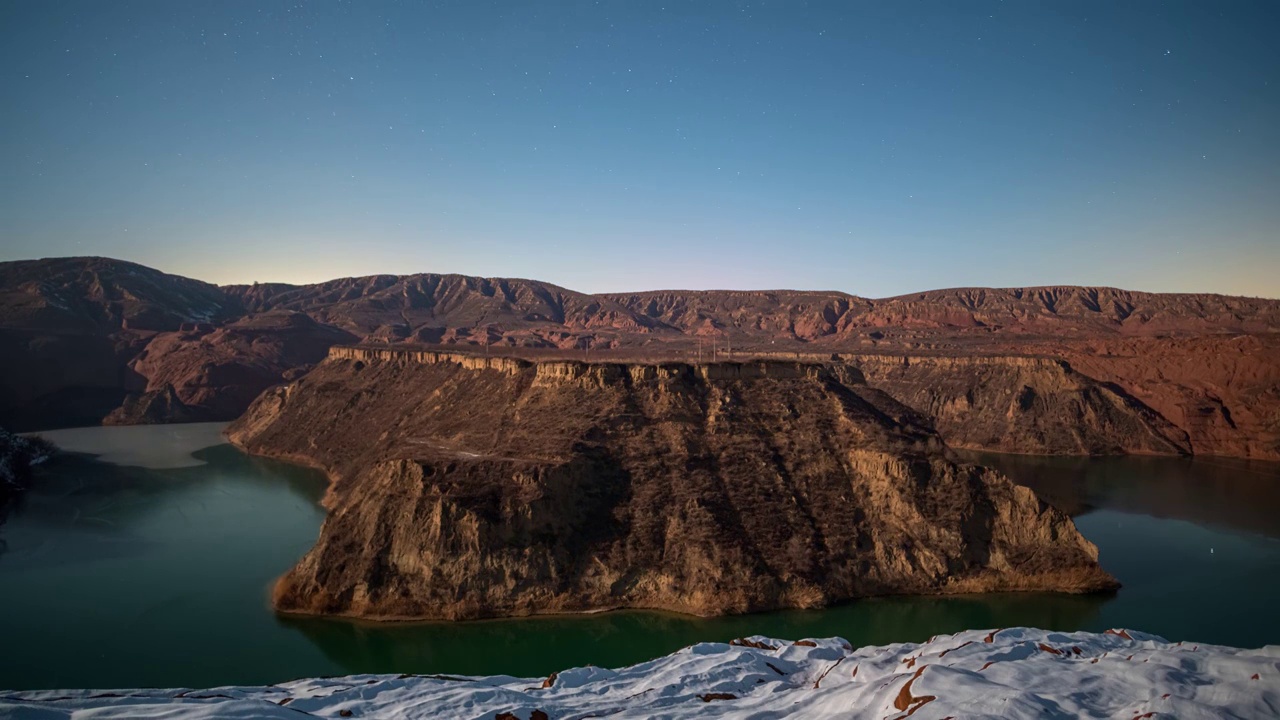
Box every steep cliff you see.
[847,354,1193,456]
[228,348,1116,621]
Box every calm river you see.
[1,423,1277,689]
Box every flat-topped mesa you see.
[229,345,1117,622]
[325,346,1192,457]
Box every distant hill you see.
[601,285,1280,340]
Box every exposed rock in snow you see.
[3,628,1276,719]
[0,426,55,505]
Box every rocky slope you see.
[228,347,1115,621]
[224,273,670,345]
[7,628,1276,719]
[104,311,357,424]
[862,285,1280,335]
[603,285,1280,341]
[601,289,874,341]
[845,354,1194,456]
[0,257,237,430]
[1055,335,1280,460]
[0,256,234,334]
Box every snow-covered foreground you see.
[3,628,1278,719]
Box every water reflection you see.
[0,444,326,566]
[962,452,1280,540]
[279,592,1108,679]
[2,427,1279,690]
[0,454,168,566]
[0,436,332,690]
[25,422,231,470]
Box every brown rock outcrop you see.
[110,311,357,423]
[224,273,668,342]
[1052,335,1280,460]
[601,290,874,341]
[846,354,1193,456]
[856,286,1280,335]
[227,349,1116,621]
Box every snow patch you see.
[1,628,1277,718]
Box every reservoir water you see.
[1,423,1278,690]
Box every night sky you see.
[1,1,1277,297]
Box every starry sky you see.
[1,1,1278,297]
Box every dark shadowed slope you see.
[0,258,238,429]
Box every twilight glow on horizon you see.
[1,0,1278,298]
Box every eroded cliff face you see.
[1053,335,1280,460]
[228,349,1116,621]
[846,354,1194,457]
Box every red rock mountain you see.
[0,258,237,428]
[2,256,1277,459]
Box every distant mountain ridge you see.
[2,256,1278,460]
[0,256,236,333]
[222,272,666,342]
[603,285,1280,339]
[6,257,1277,341]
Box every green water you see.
[1,425,1278,690]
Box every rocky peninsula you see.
[228,346,1116,621]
